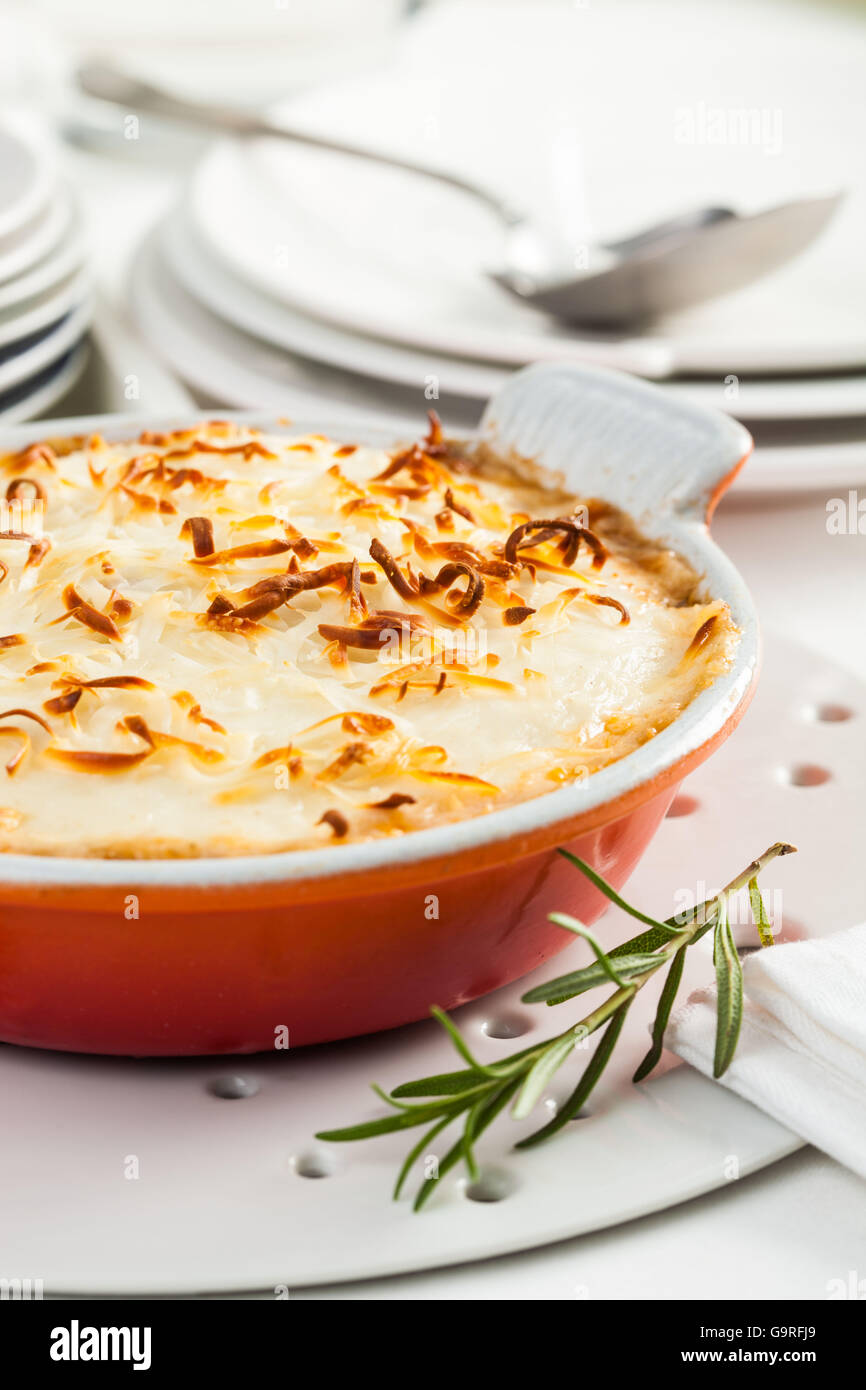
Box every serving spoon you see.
[77,58,843,329]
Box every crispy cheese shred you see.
[181,516,215,558]
[318,808,349,838]
[504,519,607,571]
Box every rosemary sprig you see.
[316,841,795,1208]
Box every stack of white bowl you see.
[0,114,91,424]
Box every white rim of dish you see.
[0,382,757,890]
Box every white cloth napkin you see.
[667,923,866,1178]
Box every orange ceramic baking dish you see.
[0,363,756,1055]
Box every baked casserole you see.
[0,414,738,857]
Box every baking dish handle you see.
[479,361,753,526]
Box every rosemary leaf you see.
[712,898,744,1078]
[556,849,684,933]
[547,914,639,988]
[461,1106,484,1182]
[632,942,688,1082]
[748,876,775,948]
[393,1115,454,1201]
[371,1082,428,1112]
[430,1005,502,1078]
[512,1027,585,1120]
[522,951,663,1005]
[412,1130,470,1212]
[392,1042,542,1098]
[316,1099,466,1143]
[391,1069,486,1099]
[608,920,690,957]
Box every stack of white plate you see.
[0,114,91,423]
[128,0,866,494]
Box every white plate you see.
[190,0,866,378]
[0,340,89,423]
[0,115,56,249]
[166,204,866,423]
[0,631,860,1294]
[0,296,92,394]
[129,230,469,430]
[0,188,74,285]
[732,437,866,494]
[660,375,866,423]
[161,205,507,403]
[132,232,866,494]
[0,264,91,349]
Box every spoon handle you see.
[77,59,521,226]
